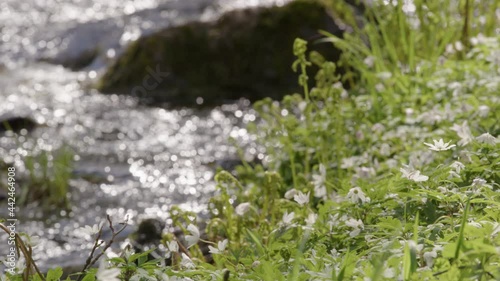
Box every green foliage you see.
[4,0,500,280]
[0,143,74,210]
[20,145,74,209]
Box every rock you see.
[0,115,37,133]
[98,1,344,106]
[39,47,99,71]
[129,218,166,262]
[0,189,6,202]
[207,157,262,173]
[130,218,217,264]
[133,218,166,245]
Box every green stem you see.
[289,149,298,190]
[301,64,310,102]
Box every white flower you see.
[407,240,422,252]
[423,251,437,267]
[472,178,488,188]
[491,223,500,238]
[185,224,200,248]
[170,277,194,281]
[384,193,399,199]
[121,246,133,259]
[305,213,317,227]
[327,213,341,231]
[341,158,355,169]
[345,218,363,228]
[363,56,375,68]
[346,187,369,204]
[476,132,498,145]
[130,268,155,281]
[450,161,465,173]
[314,185,327,199]
[424,139,456,151]
[383,268,395,278]
[418,110,443,125]
[294,191,310,206]
[454,41,464,51]
[468,219,482,228]
[400,167,429,182]
[284,189,298,200]
[167,241,179,253]
[282,211,295,225]
[449,161,465,178]
[478,105,490,117]
[345,218,364,237]
[166,240,179,258]
[375,83,385,92]
[234,202,251,216]
[437,186,448,194]
[330,248,340,258]
[458,150,472,164]
[355,167,375,179]
[410,171,429,182]
[80,222,103,238]
[208,239,228,254]
[312,164,327,198]
[380,143,391,156]
[451,121,474,146]
[96,259,120,281]
[448,170,461,179]
[252,261,261,268]
[154,269,170,281]
[371,121,387,132]
[180,253,195,269]
[376,72,392,80]
[445,43,454,54]
[298,101,307,112]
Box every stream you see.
[0,0,284,272]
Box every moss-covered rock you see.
[133,218,165,246]
[39,47,99,71]
[98,1,344,106]
[0,115,37,133]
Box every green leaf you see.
[376,217,402,232]
[245,228,266,256]
[337,265,346,281]
[81,273,96,281]
[128,249,154,263]
[137,254,149,266]
[108,257,126,264]
[455,199,470,260]
[46,267,63,281]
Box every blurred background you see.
[0,0,294,272]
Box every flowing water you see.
[0,0,285,271]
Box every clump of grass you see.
[0,138,74,210]
[19,145,74,210]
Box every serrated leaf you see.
[46,267,63,281]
